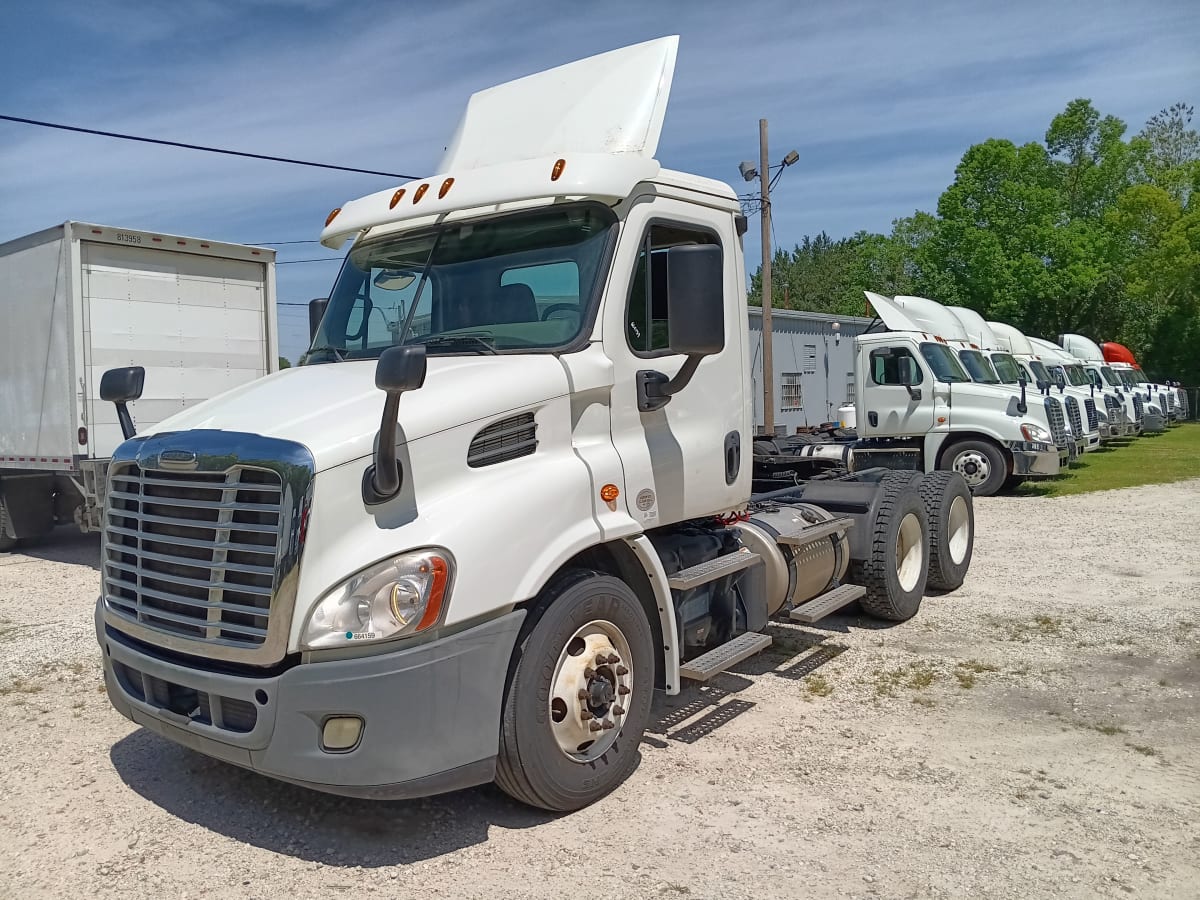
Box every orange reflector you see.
[91,229,102,234]
[389,188,406,209]
[600,484,620,502]
[937,416,946,424]
[325,207,342,226]
[416,556,450,632]
[439,178,454,198]
[413,183,430,203]
[551,158,566,181]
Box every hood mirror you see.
[363,345,428,505]
[100,366,146,440]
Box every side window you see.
[870,347,923,385]
[846,372,856,402]
[781,373,803,411]
[626,223,721,355]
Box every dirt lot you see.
[2,480,1198,899]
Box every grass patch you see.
[1072,719,1127,736]
[803,674,833,697]
[1014,422,1200,497]
[1002,615,1064,642]
[0,678,43,697]
[954,660,999,689]
[871,662,938,697]
[1127,743,1160,757]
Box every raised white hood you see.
[1059,333,1105,362]
[863,292,969,341]
[947,306,1000,350]
[988,321,1037,357]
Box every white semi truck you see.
[93,39,996,811]
[0,223,278,550]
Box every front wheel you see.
[495,570,654,811]
[942,439,1007,497]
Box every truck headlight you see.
[301,549,453,650]
[1020,422,1051,443]
[1096,409,1108,423]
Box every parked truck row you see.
[85,38,993,811]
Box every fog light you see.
[322,716,363,752]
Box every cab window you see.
[870,347,924,385]
[626,223,721,356]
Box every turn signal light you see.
[325,207,341,226]
[438,178,455,198]
[413,183,430,203]
[415,555,450,632]
[551,158,566,181]
[600,484,620,502]
[389,188,406,209]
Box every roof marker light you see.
[152,237,162,243]
[551,158,566,181]
[412,183,430,204]
[438,178,454,199]
[325,207,342,226]
[389,188,407,209]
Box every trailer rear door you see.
[82,241,272,457]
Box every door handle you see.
[868,411,878,427]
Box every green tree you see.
[278,357,291,369]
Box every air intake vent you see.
[468,412,538,468]
[1084,398,1098,431]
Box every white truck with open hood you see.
[94,38,981,810]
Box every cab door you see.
[856,340,936,437]
[602,198,749,528]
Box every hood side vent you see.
[468,412,538,468]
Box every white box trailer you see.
[0,222,277,547]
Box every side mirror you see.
[100,366,145,440]
[1017,376,1028,414]
[363,346,427,505]
[308,298,329,341]
[637,244,725,412]
[1055,372,1066,392]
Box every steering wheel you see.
[540,303,579,321]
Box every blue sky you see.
[3,0,1197,362]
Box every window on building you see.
[846,372,856,402]
[625,223,722,355]
[802,343,817,375]
[781,373,803,411]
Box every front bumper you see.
[1009,443,1062,478]
[97,601,525,799]
[1143,411,1166,433]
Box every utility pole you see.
[759,118,774,435]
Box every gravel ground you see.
[1,479,1198,899]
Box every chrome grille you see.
[103,465,282,648]
[468,412,538,468]
[1044,397,1068,448]
[1133,394,1144,424]
[1179,388,1189,418]
[1064,396,1083,438]
[1084,398,1098,431]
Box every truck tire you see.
[941,439,1006,497]
[851,479,928,622]
[495,569,654,811]
[917,471,973,591]
[0,500,17,552]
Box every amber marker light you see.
[600,484,620,503]
[439,178,455,198]
[551,158,566,181]
[415,556,450,632]
[325,207,342,226]
[413,183,430,203]
[389,188,407,209]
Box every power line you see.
[0,114,421,179]
[247,239,323,245]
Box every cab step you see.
[775,516,854,548]
[788,583,866,624]
[679,631,772,682]
[667,548,761,591]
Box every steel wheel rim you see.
[946,495,970,565]
[895,512,924,593]
[548,619,633,762]
[952,450,991,487]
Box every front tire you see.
[495,570,654,811]
[917,471,973,591]
[942,439,1007,497]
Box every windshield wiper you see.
[415,334,498,355]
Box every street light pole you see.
[759,118,774,436]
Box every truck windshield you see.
[919,343,971,383]
[990,353,1023,384]
[305,203,616,361]
[1117,370,1135,387]
[1065,365,1090,387]
[1028,360,1052,384]
[957,349,1000,383]
[1100,366,1122,387]
[1129,368,1149,384]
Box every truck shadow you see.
[6,528,101,571]
[108,728,556,865]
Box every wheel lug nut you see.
[617,685,630,696]
[615,665,629,676]
[613,705,626,716]
[589,720,604,732]
[601,720,616,730]
[580,710,594,721]
[578,689,589,701]
[595,654,608,667]
[607,654,620,664]
[584,667,596,679]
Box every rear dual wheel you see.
[854,473,929,622]
[917,471,973,591]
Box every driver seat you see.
[491,283,538,324]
